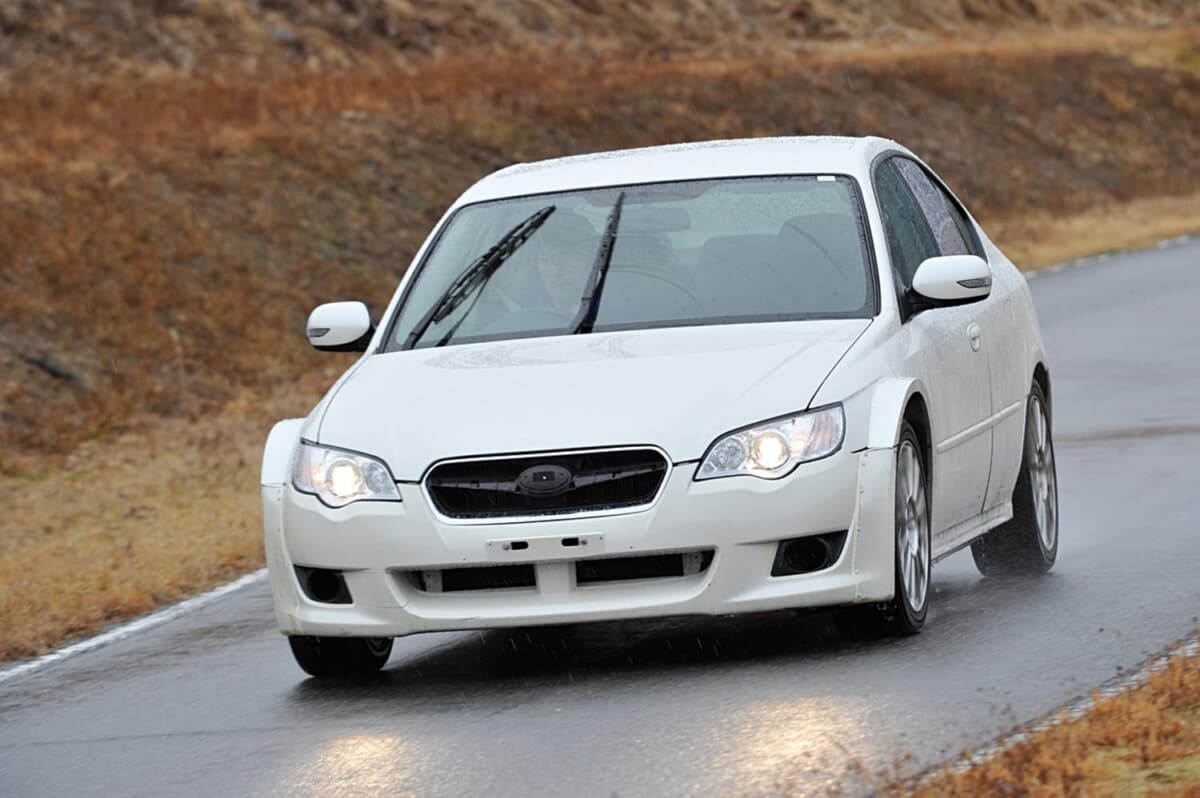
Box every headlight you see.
[291,442,401,507]
[695,405,845,480]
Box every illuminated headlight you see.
[695,405,845,480]
[291,442,401,507]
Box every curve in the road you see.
[2,239,1199,797]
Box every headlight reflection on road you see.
[710,698,876,793]
[277,734,424,797]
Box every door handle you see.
[967,323,982,352]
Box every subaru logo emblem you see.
[516,464,574,497]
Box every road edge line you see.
[0,568,268,688]
[929,630,1200,780]
[1,233,1196,691]
[1025,233,1197,279]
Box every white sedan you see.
[261,136,1059,677]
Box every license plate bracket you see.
[485,532,605,562]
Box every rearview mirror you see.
[306,301,373,352]
[911,255,992,305]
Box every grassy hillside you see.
[1,0,1197,79]
[0,5,1199,661]
[2,27,1199,467]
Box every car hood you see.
[316,320,870,480]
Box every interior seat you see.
[694,234,791,316]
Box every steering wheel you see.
[606,266,705,313]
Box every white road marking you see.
[0,569,267,687]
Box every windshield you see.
[385,175,874,350]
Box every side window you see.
[874,159,939,289]
[892,158,970,257]
[932,180,984,259]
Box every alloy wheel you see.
[1028,394,1058,553]
[896,439,930,612]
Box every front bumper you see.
[263,447,897,638]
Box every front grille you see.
[426,448,669,520]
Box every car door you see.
[875,156,993,538]
[906,164,1029,512]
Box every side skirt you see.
[932,502,1013,564]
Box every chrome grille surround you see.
[422,445,672,525]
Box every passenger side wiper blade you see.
[570,191,625,335]
[403,205,556,350]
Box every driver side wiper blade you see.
[570,191,625,335]
[403,205,556,350]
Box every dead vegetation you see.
[910,642,1200,796]
[1,8,1199,794]
[2,30,1199,469]
[0,386,327,662]
[1,0,1198,80]
[0,0,1198,683]
[1,0,1199,659]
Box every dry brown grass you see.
[911,642,1200,796]
[1,6,1198,794]
[0,11,1198,661]
[0,386,316,661]
[3,29,1198,468]
[2,0,1197,81]
[991,192,1200,270]
[1,194,1194,663]
[0,0,1194,655]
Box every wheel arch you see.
[262,418,306,487]
[1032,361,1052,418]
[901,391,933,474]
[863,377,930,452]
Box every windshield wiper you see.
[570,191,625,335]
[403,205,556,350]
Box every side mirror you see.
[306,301,374,352]
[911,255,992,306]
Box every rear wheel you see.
[288,635,393,678]
[971,381,1058,576]
[835,420,931,638]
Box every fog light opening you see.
[786,539,830,572]
[771,531,847,577]
[295,566,352,604]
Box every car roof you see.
[453,136,906,206]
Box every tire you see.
[288,635,393,678]
[835,420,931,638]
[971,381,1059,577]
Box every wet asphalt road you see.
[3,240,1200,797]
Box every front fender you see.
[261,418,306,487]
[862,378,926,451]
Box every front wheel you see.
[288,635,393,678]
[835,421,931,638]
[971,382,1058,576]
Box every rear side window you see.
[892,158,983,258]
[874,159,939,288]
[892,158,969,257]
[934,180,983,258]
